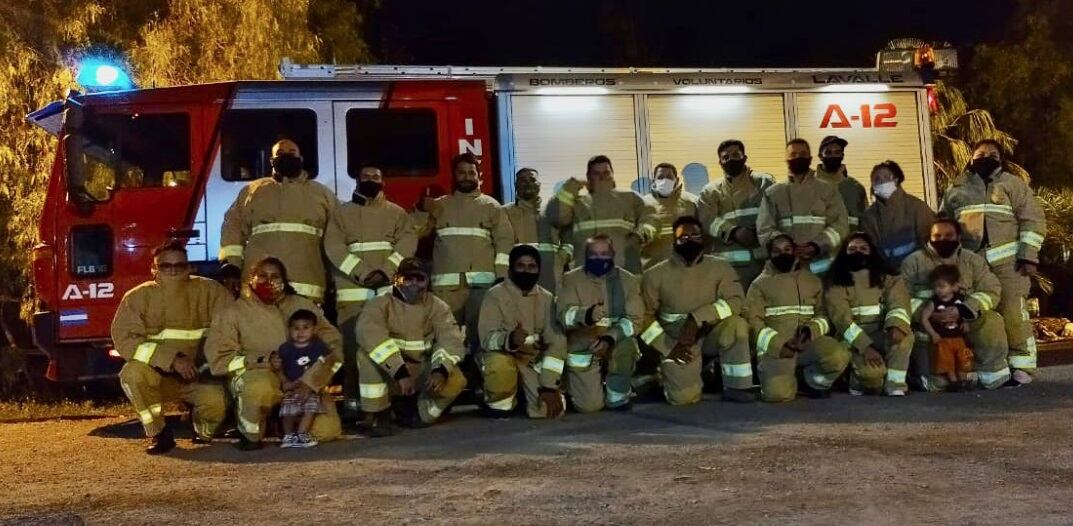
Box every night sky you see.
[369,0,1019,68]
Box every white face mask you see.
[652,178,676,197]
[873,181,897,200]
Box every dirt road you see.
[3,366,1073,525]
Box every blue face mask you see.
[584,256,614,277]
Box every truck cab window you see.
[220,109,318,182]
[78,112,191,200]
[346,108,438,177]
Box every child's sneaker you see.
[848,388,864,396]
[1012,370,1033,386]
[280,433,298,448]
[886,389,906,397]
[296,433,318,448]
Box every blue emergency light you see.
[76,58,134,91]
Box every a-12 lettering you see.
[820,103,897,128]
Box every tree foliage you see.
[970,0,1073,189]
[929,80,1029,195]
[0,0,371,320]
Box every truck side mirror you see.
[62,106,99,204]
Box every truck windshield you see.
[76,112,191,200]
[346,108,438,178]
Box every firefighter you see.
[111,241,232,454]
[641,162,700,271]
[824,233,913,396]
[757,139,850,275]
[424,153,514,355]
[939,140,1046,385]
[745,235,851,402]
[814,136,869,230]
[478,245,568,419]
[639,216,756,404]
[860,160,935,270]
[698,140,776,289]
[205,257,343,450]
[901,219,1010,391]
[548,155,657,274]
[503,168,571,293]
[556,235,645,412]
[355,258,468,436]
[322,163,416,419]
[218,139,337,302]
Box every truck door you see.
[58,105,205,342]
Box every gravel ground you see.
[3,366,1073,525]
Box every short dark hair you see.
[288,309,318,326]
[872,160,905,184]
[356,162,381,174]
[931,217,962,236]
[451,153,481,174]
[653,162,678,177]
[586,155,613,175]
[152,240,187,260]
[585,233,615,254]
[672,215,702,234]
[515,167,538,179]
[766,234,795,254]
[972,139,1004,158]
[786,138,811,150]
[929,264,961,286]
[717,139,746,156]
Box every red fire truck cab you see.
[28,62,936,382]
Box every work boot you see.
[608,401,633,412]
[721,388,757,403]
[798,381,832,399]
[190,435,211,445]
[482,406,514,420]
[368,410,394,438]
[146,427,176,455]
[234,435,264,451]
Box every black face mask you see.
[510,270,540,292]
[456,180,479,194]
[771,254,797,273]
[722,159,746,177]
[931,240,960,259]
[584,257,614,277]
[846,253,868,272]
[395,283,425,305]
[357,180,382,199]
[822,156,844,172]
[971,158,1001,180]
[271,154,303,179]
[674,240,704,264]
[787,157,812,176]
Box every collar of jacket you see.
[271,171,310,184]
[669,250,702,267]
[957,168,1012,188]
[454,188,482,199]
[815,165,847,182]
[584,266,618,282]
[923,242,962,263]
[352,190,385,206]
[787,170,817,184]
[516,196,542,211]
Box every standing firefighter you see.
[698,140,776,289]
[901,219,1010,391]
[641,162,700,271]
[548,155,657,274]
[478,245,568,419]
[323,163,416,418]
[861,160,935,270]
[745,235,851,402]
[503,168,571,293]
[218,139,337,301]
[557,235,645,412]
[205,257,343,450]
[757,139,849,275]
[640,216,756,404]
[824,233,913,396]
[111,241,232,454]
[356,258,468,435]
[425,153,514,354]
[814,136,869,230]
[940,140,1046,385]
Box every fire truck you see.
[26,56,943,382]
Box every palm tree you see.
[929,80,1030,195]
